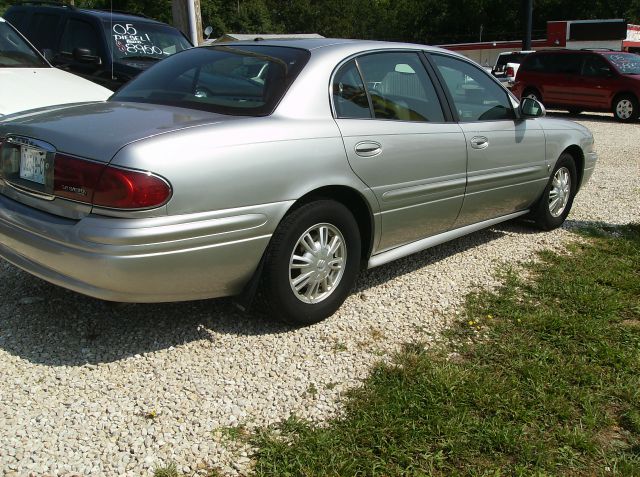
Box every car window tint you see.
[555,53,582,75]
[332,60,371,119]
[432,54,514,122]
[30,13,60,51]
[60,19,100,56]
[0,20,48,67]
[582,55,613,77]
[357,52,444,122]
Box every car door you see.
[428,53,548,227]
[575,54,616,110]
[332,51,467,253]
[53,17,110,88]
[543,53,583,108]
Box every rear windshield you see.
[111,45,310,116]
[103,20,191,60]
[0,19,48,67]
[603,53,640,75]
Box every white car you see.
[0,17,111,118]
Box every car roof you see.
[207,38,456,56]
[6,4,165,25]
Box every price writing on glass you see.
[112,23,162,55]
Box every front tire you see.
[261,200,361,326]
[613,94,638,122]
[531,153,577,231]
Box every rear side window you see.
[60,19,100,56]
[521,53,582,74]
[357,52,445,122]
[432,54,514,122]
[333,60,371,119]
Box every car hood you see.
[0,101,242,162]
[0,67,112,116]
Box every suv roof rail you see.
[580,48,616,51]
[11,0,75,7]
[92,8,150,19]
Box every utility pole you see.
[523,0,533,50]
[172,0,203,46]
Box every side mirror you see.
[204,26,213,40]
[519,97,546,118]
[72,47,102,65]
[41,48,54,62]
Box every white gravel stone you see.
[0,114,638,476]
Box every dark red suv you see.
[512,50,640,122]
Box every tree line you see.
[2,0,639,44]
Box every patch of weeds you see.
[305,383,318,398]
[332,341,347,352]
[153,463,179,477]
[252,223,640,476]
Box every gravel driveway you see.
[0,114,638,476]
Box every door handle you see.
[354,141,382,157]
[470,136,489,150]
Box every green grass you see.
[252,224,640,476]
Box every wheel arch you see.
[612,91,639,106]
[560,144,585,191]
[286,185,375,266]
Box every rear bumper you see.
[0,195,292,302]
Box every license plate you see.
[19,146,47,185]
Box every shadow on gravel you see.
[547,111,624,124]
[0,219,562,367]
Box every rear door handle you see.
[354,141,382,157]
[470,136,489,149]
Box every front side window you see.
[582,55,613,77]
[112,45,310,116]
[431,54,515,122]
[0,19,48,67]
[103,21,191,61]
[60,19,100,56]
[357,52,444,122]
[332,60,371,119]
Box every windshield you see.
[603,53,640,75]
[111,45,310,116]
[0,19,48,67]
[103,20,191,61]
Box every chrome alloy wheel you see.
[616,99,634,120]
[289,223,346,304]
[548,166,571,218]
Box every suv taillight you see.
[506,66,515,78]
[53,154,171,209]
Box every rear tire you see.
[531,153,577,231]
[612,94,639,122]
[260,200,361,326]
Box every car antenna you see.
[110,0,114,82]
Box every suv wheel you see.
[613,94,638,122]
[261,200,361,326]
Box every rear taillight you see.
[53,153,171,209]
[93,167,171,209]
[54,154,104,202]
[506,66,515,78]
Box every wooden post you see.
[172,0,203,45]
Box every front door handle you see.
[470,136,489,150]
[354,141,382,157]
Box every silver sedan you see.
[0,39,597,325]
